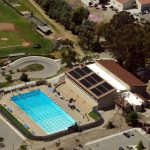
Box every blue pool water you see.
[11,90,76,134]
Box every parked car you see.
[119,147,124,150]
[123,132,130,138]
[126,146,134,150]
[128,131,134,136]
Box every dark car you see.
[126,145,134,150]
[123,132,130,138]
[119,147,124,150]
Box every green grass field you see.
[0,1,55,57]
[0,31,23,47]
[7,0,58,31]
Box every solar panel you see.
[69,70,81,79]
[91,88,102,96]
[91,73,103,82]
[80,79,92,88]
[74,68,86,76]
[82,66,92,74]
[85,76,97,85]
[102,82,113,90]
[96,85,108,93]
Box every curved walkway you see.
[0,56,60,82]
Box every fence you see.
[0,104,103,141]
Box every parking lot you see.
[84,129,150,150]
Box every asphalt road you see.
[0,116,24,150]
[0,56,60,82]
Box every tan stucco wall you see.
[65,76,98,110]
[98,91,116,110]
[110,0,124,11]
[130,86,146,95]
[136,0,142,10]
[123,0,135,9]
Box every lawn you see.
[0,1,55,57]
[0,31,23,47]
[21,63,44,72]
[89,111,101,121]
[7,0,59,31]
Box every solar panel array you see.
[91,82,113,97]
[68,66,92,80]
[68,66,114,98]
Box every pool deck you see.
[0,85,94,136]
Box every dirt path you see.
[28,0,84,56]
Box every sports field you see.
[0,1,55,57]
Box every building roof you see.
[138,0,150,4]
[116,0,130,4]
[37,25,51,33]
[66,65,116,101]
[96,60,146,87]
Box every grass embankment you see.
[89,111,101,121]
[0,82,12,88]
[0,105,33,138]
[21,63,44,72]
[12,0,59,31]
[0,1,55,57]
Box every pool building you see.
[64,60,148,112]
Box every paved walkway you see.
[0,56,60,82]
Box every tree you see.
[20,73,29,82]
[5,74,12,82]
[136,140,145,150]
[106,121,115,129]
[102,11,150,73]
[0,137,4,142]
[72,7,90,25]
[78,20,97,50]
[61,49,77,67]
[126,111,138,126]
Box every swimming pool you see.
[11,90,76,134]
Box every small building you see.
[81,0,100,6]
[110,0,135,11]
[136,0,150,11]
[37,25,52,35]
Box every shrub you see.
[106,121,115,129]
[9,70,13,74]
[126,111,138,126]
[136,140,145,150]
[5,74,12,82]
[1,71,5,76]
[0,137,4,142]
[36,80,47,86]
[20,73,29,82]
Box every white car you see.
[128,131,134,136]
